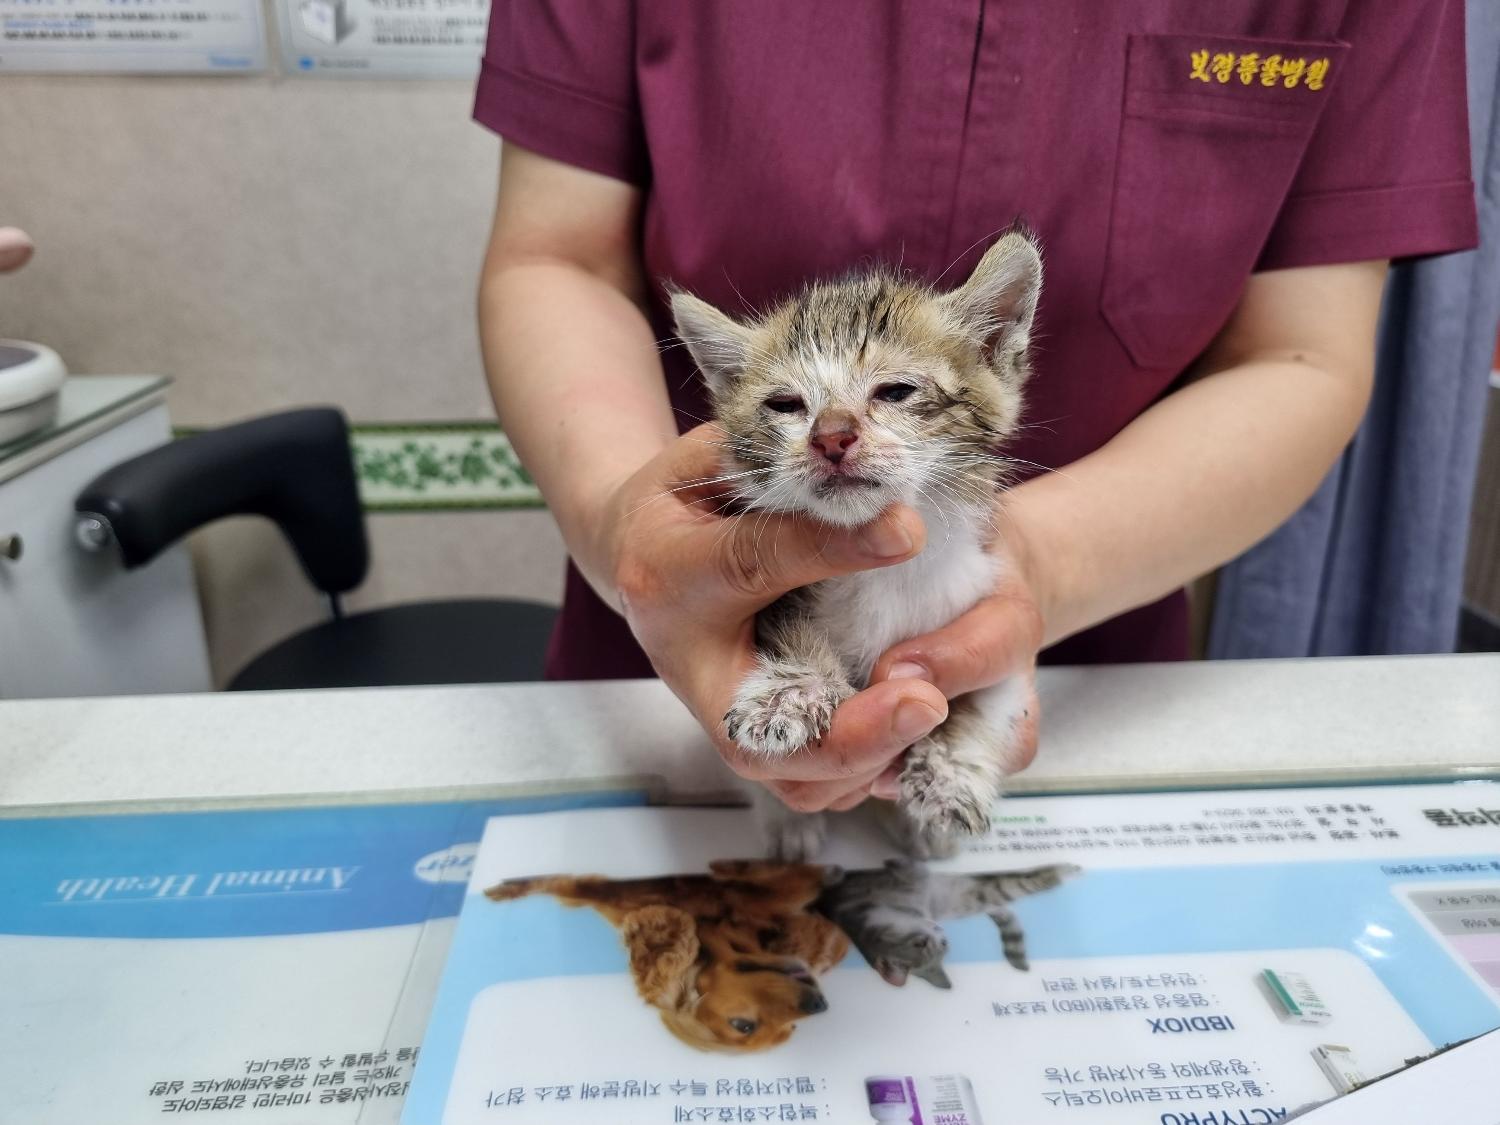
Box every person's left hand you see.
[863,520,1047,801]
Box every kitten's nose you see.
[810,428,859,464]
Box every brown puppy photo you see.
[485,860,847,1053]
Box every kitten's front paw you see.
[724,673,845,757]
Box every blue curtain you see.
[1209,0,1500,659]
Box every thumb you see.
[711,502,926,611]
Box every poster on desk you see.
[0,0,264,74]
[404,783,1500,1125]
[0,789,644,1124]
[271,0,486,78]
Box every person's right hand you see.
[598,423,950,813]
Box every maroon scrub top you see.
[474,1,1478,681]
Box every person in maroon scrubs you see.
[474,3,1478,812]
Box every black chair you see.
[75,407,558,690]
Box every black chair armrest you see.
[75,407,369,595]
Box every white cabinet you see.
[0,377,211,699]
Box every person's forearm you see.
[480,256,676,610]
[1008,261,1387,646]
[1009,351,1373,645]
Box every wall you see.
[0,75,568,684]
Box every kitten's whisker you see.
[997,455,1079,485]
[664,468,775,493]
[670,411,783,458]
[622,469,776,521]
[622,489,725,521]
[679,436,778,464]
[721,269,757,317]
[931,224,1014,287]
[911,482,957,545]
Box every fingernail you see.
[894,698,941,742]
[888,661,927,681]
[858,518,914,559]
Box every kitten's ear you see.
[941,231,1042,358]
[670,289,755,396]
[915,963,954,990]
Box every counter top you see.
[0,374,169,485]
[2,653,1496,814]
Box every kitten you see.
[670,231,1043,860]
[816,859,1081,988]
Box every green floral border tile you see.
[173,422,544,513]
[351,423,542,512]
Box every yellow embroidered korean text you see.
[1189,49,1332,91]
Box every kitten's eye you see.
[873,382,917,403]
[764,395,805,414]
[728,1018,758,1035]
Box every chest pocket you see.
[1101,33,1350,372]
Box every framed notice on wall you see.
[0,0,265,73]
[272,0,487,78]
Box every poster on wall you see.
[272,0,487,78]
[0,0,264,73]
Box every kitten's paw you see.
[897,748,998,841]
[724,672,845,757]
[765,810,829,862]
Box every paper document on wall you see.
[0,0,264,73]
[404,783,1500,1125]
[271,0,487,78]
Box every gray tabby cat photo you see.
[670,231,1043,860]
[816,859,1081,989]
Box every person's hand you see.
[0,228,34,274]
[601,423,951,813]
[868,516,1045,778]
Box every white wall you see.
[1,75,568,684]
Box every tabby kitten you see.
[816,859,1081,988]
[670,232,1043,860]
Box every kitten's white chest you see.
[815,503,998,685]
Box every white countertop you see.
[1,654,1496,813]
[0,374,168,485]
